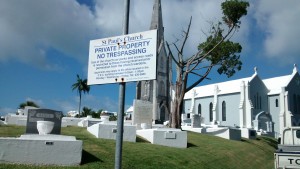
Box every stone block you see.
[241,128,257,139]
[0,135,82,166]
[137,128,187,148]
[87,123,136,142]
[206,127,241,141]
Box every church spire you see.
[293,63,298,74]
[150,0,164,45]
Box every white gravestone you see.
[191,114,201,128]
[133,99,153,129]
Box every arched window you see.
[298,95,300,114]
[222,101,226,121]
[160,56,164,68]
[254,96,256,109]
[256,93,259,109]
[198,104,201,116]
[209,102,213,122]
[259,96,262,109]
[275,99,279,107]
[294,94,297,114]
[159,81,165,96]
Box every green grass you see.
[0,125,277,169]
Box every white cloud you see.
[0,107,16,116]
[82,94,118,112]
[53,94,118,113]
[0,0,98,69]
[1,0,298,70]
[0,0,232,69]
[162,0,224,57]
[53,99,78,113]
[253,0,300,64]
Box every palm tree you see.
[72,74,90,116]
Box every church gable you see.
[286,70,300,117]
[248,74,269,112]
[286,71,300,92]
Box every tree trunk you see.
[171,76,185,128]
[170,63,190,128]
[79,93,82,117]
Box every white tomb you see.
[87,122,136,142]
[0,110,83,166]
[136,128,187,148]
[0,134,82,166]
[77,115,102,127]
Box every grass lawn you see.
[0,125,277,169]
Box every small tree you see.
[82,106,94,117]
[19,101,39,109]
[72,74,90,116]
[166,0,249,128]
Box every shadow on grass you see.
[241,136,278,152]
[187,142,197,148]
[81,149,103,165]
[136,136,150,143]
[259,136,278,149]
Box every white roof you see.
[263,74,293,95]
[126,106,133,113]
[184,76,253,99]
[184,66,298,99]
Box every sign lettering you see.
[88,30,157,85]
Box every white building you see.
[184,65,300,138]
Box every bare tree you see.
[166,0,249,128]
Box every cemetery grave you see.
[0,109,83,166]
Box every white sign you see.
[276,153,300,168]
[88,30,157,85]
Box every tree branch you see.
[185,65,214,92]
[166,41,180,67]
[180,16,192,56]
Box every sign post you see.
[87,1,157,169]
[115,1,129,169]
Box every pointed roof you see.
[184,65,299,99]
[184,77,253,99]
[263,75,291,95]
[184,67,260,99]
[150,0,164,45]
[263,64,299,95]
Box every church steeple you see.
[135,0,171,123]
[150,0,164,46]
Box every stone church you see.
[184,65,300,138]
[135,0,172,123]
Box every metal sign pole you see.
[115,0,129,169]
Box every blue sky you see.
[0,0,299,116]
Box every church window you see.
[256,93,259,109]
[198,104,201,116]
[222,101,226,121]
[160,56,164,68]
[259,96,262,109]
[294,94,297,113]
[298,95,300,114]
[209,102,213,122]
[254,96,256,109]
[159,81,165,95]
[275,99,278,107]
